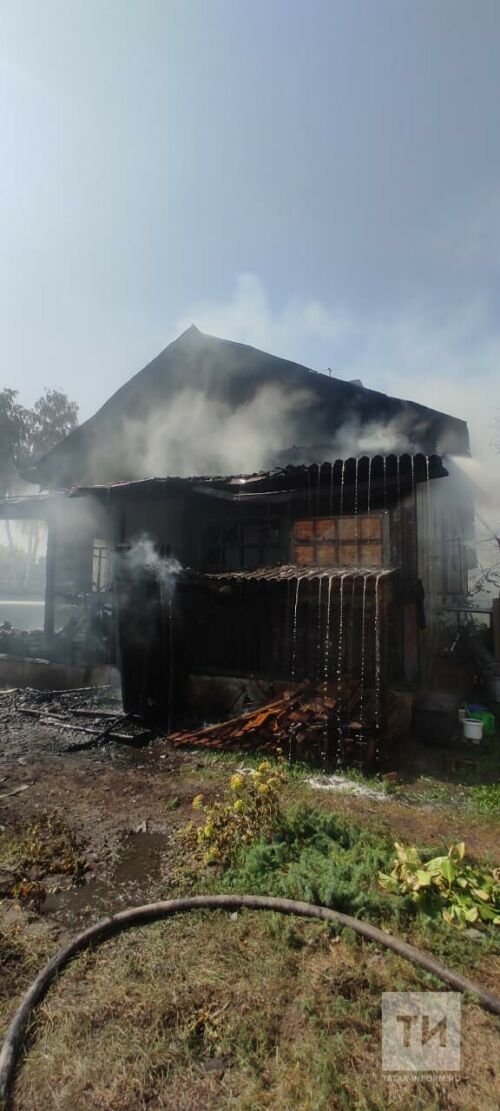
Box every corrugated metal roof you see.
[204,565,397,583]
[0,492,62,520]
[68,453,446,499]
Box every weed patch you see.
[469,782,500,817]
[0,810,86,908]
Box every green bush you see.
[379,841,500,930]
[223,804,414,925]
[187,761,286,865]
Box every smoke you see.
[176,274,500,598]
[91,384,314,480]
[123,533,181,581]
[450,455,500,599]
[88,384,443,482]
[322,412,434,459]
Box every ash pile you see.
[0,685,151,761]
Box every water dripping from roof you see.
[340,459,346,517]
[290,576,303,682]
[322,574,334,766]
[335,571,349,768]
[354,457,359,552]
[374,571,382,768]
[315,575,324,682]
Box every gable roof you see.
[25,325,469,489]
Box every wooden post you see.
[492,598,500,662]
[44,522,57,640]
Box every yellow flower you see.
[192,794,204,810]
[258,761,271,773]
[230,773,246,792]
[232,799,245,813]
[257,782,270,794]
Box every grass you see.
[0,810,86,909]
[6,905,500,1111]
[468,782,500,817]
[0,810,85,883]
[375,737,500,821]
[1,770,500,1109]
[197,741,500,821]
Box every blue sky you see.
[2,0,500,459]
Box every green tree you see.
[23,389,79,579]
[0,387,79,575]
[0,389,31,495]
[29,388,79,461]
[0,390,31,552]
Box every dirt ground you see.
[1,686,499,929]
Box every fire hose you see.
[1,893,500,1105]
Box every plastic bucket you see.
[467,710,496,736]
[463,718,483,743]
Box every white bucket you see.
[463,718,483,743]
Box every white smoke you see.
[324,412,434,458]
[92,383,314,480]
[123,533,182,580]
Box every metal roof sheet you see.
[68,453,446,498]
[204,565,397,583]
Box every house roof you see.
[68,453,447,501]
[0,492,60,520]
[25,325,469,489]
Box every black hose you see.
[1,893,499,1106]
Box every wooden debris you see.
[17,705,148,750]
[71,708,125,719]
[168,681,338,759]
[0,784,29,802]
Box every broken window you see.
[293,515,384,568]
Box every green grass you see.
[5,799,500,1110]
[468,782,500,816]
[2,780,500,1110]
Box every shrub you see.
[379,841,500,930]
[224,804,408,923]
[189,761,286,865]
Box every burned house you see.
[20,326,473,760]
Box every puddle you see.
[41,831,168,927]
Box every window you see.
[293,514,384,568]
[92,539,111,591]
[204,518,281,571]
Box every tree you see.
[0,390,31,552]
[0,389,31,495]
[0,387,79,576]
[23,389,79,580]
[29,389,79,462]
